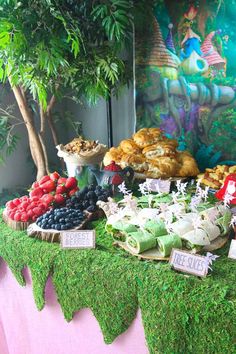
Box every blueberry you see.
[65,223,72,229]
[81,186,88,194]
[87,191,96,199]
[87,184,95,191]
[87,205,96,212]
[82,200,90,209]
[98,195,108,202]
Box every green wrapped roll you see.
[157,234,182,257]
[106,222,138,241]
[144,220,167,237]
[126,231,157,254]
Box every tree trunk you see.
[46,95,66,171]
[39,104,50,174]
[10,83,48,180]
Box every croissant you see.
[103,147,122,166]
[119,139,141,154]
[176,151,200,177]
[146,157,181,178]
[119,153,148,172]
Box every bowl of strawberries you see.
[3,172,79,231]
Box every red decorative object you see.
[104,161,122,172]
[215,174,236,204]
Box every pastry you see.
[145,157,181,178]
[176,151,200,177]
[120,153,148,172]
[103,147,122,166]
[143,141,177,159]
[119,139,141,154]
[197,164,236,189]
[133,128,164,148]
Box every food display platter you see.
[27,209,104,243]
[114,235,228,261]
[2,210,31,231]
[133,173,188,182]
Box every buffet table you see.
[0,264,148,354]
[0,211,236,354]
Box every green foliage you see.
[0,104,20,163]
[0,210,236,353]
[0,0,139,107]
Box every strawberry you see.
[50,171,60,181]
[69,187,79,197]
[58,177,67,185]
[30,196,40,202]
[6,200,16,210]
[30,187,44,199]
[54,194,66,205]
[27,210,34,219]
[39,175,51,185]
[32,207,43,216]
[21,201,29,210]
[31,181,39,189]
[56,184,67,194]
[13,198,21,206]
[8,211,16,220]
[14,212,22,222]
[21,196,30,202]
[41,193,54,206]
[21,213,29,222]
[41,180,56,193]
[65,177,78,190]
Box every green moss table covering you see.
[0,209,236,353]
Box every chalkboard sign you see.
[169,249,208,277]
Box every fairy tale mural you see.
[135,0,236,170]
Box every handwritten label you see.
[146,179,171,193]
[60,230,95,249]
[228,239,236,260]
[169,249,208,277]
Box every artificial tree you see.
[0,0,146,180]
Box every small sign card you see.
[228,239,236,260]
[61,230,95,249]
[146,179,171,193]
[169,249,208,277]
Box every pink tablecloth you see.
[0,262,148,354]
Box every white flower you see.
[192,215,203,230]
[123,194,138,212]
[223,193,234,207]
[139,182,149,195]
[230,215,236,227]
[190,195,201,211]
[180,182,188,196]
[118,181,131,195]
[171,191,180,204]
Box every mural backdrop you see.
[135,0,236,171]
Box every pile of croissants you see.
[103,128,199,179]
